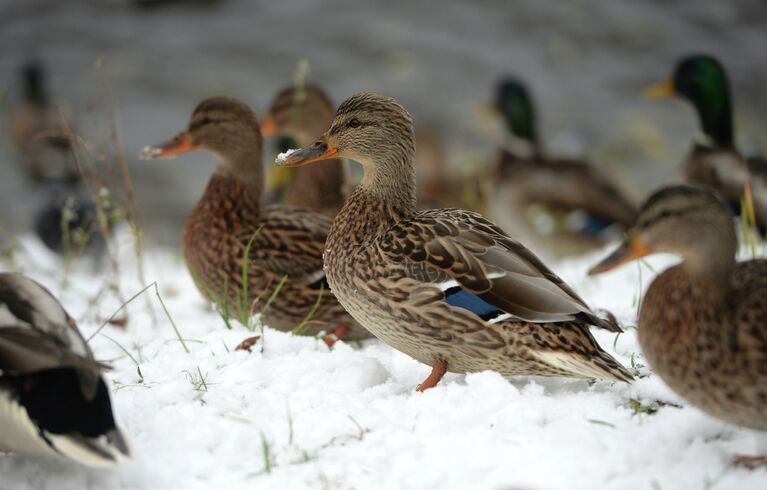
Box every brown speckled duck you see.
[261,85,348,217]
[490,78,637,254]
[278,93,632,390]
[645,55,766,231]
[141,96,370,341]
[590,185,767,462]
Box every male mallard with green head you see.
[490,78,637,254]
[645,55,766,231]
[590,185,767,466]
[279,93,632,390]
[141,97,370,341]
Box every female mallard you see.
[278,93,633,390]
[141,96,370,341]
[645,55,766,230]
[0,273,130,466]
[261,85,348,217]
[589,185,767,457]
[490,78,637,254]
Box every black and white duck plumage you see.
[0,273,130,466]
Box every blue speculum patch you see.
[443,286,505,321]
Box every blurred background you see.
[1,0,766,248]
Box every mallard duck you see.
[0,273,130,466]
[644,55,766,231]
[261,85,348,217]
[589,185,767,459]
[141,96,370,341]
[278,93,633,390]
[489,78,637,254]
[10,61,78,183]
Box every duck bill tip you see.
[275,142,339,167]
[588,237,653,276]
[139,132,197,160]
[642,79,676,99]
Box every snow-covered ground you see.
[1,231,765,490]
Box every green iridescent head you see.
[646,55,733,148]
[495,78,538,147]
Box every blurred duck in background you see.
[11,61,77,184]
[10,61,106,258]
[589,185,767,467]
[261,85,348,217]
[487,78,637,256]
[414,127,486,213]
[645,55,766,232]
[141,96,371,341]
[0,273,131,466]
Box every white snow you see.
[0,230,765,490]
[276,149,301,165]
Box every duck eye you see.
[348,118,362,129]
[200,117,212,125]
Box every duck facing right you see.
[589,185,767,466]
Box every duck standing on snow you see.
[0,273,130,466]
[589,185,767,465]
[278,93,633,390]
[141,97,370,341]
[644,55,766,231]
[488,78,637,254]
[261,85,348,217]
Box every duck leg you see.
[323,326,350,348]
[416,360,448,392]
[734,454,767,469]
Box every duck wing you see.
[0,273,104,399]
[378,208,621,331]
[247,205,332,285]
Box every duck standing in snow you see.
[644,55,766,231]
[0,273,130,466]
[261,85,348,217]
[488,78,637,255]
[278,93,633,390]
[141,97,370,341]
[590,185,767,465]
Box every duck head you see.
[589,185,736,277]
[644,55,733,149]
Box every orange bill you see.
[140,132,197,160]
[588,235,654,276]
[275,135,339,167]
[642,79,675,99]
[260,114,279,137]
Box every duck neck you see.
[679,241,736,293]
[203,148,263,217]
[330,153,416,245]
[691,87,734,149]
[361,152,417,217]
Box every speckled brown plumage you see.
[280,93,633,387]
[591,185,767,430]
[262,85,348,217]
[143,96,369,338]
